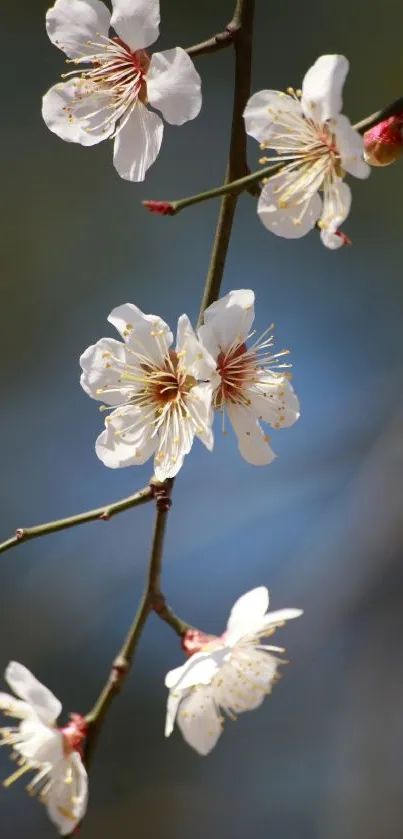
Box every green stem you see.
[0,485,154,556]
[168,162,281,216]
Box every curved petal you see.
[95,408,157,468]
[260,608,303,630]
[176,314,216,380]
[42,80,114,146]
[199,290,255,356]
[165,690,182,737]
[17,721,64,764]
[244,90,302,144]
[258,177,322,239]
[187,383,214,452]
[226,587,269,641]
[165,652,222,691]
[320,229,345,249]
[5,663,62,724]
[113,103,163,182]
[111,0,160,51]
[320,180,352,251]
[46,0,111,59]
[227,403,276,466]
[177,687,222,755]
[46,753,88,836]
[80,337,134,405]
[301,54,349,123]
[0,693,34,720]
[147,48,202,125]
[332,114,371,179]
[108,302,173,365]
[248,377,300,429]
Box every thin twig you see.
[354,95,403,134]
[0,485,154,556]
[198,0,255,322]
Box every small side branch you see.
[0,485,155,556]
[84,480,190,765]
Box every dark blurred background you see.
[1,1,403,837]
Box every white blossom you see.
[0,662,87,835]
[198,289,299,465]
[244,55,370,246]
[165,587,302,755]
[42,0,202,181]
[80,303,215,480]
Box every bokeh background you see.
[1,1,403,837]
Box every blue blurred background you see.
[1,1,403,836]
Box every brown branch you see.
[198,0,255,322]
[0,485,154,556]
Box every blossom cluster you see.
[2,0,400,834]
[80,289,300,479]
[1,588,302,831]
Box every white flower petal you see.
[165,690,182,737]
[260,608,303,630]
[215,648,278,711]
[227,404,276,466]
[176,687,222,755]
[46,753,88,836]
[107,302,173,365]
[0,693,34,720]
[110,0,160,51]
[46,0,111,59]
[187,382,214,451]
[5,662,62,724]
[226,587,269,641]
[42,80,114,146]
[332,114,371,179]
[199,289,255,355]
[17,721,64,764]
[301,54,349,123]
[95,409,157,468]
[258,176,322,239]
[321,178,351,233]
[249,377,300,428]
[165,652,223,691]
[113,102,163,182]
[147,48,202,125]
[244,90,302,143]
[80,337,134,405]
[176,314,216,380]
[320,229,345,249]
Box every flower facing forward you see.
[0,662,87,835]
[244,54,370,248]
[80,304,215,480]
[198,289,299,465]
[42,0,202,181]
[165,587,302,755]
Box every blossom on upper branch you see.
[165,587,302,755]
[244,55,370,248]
[198,289,299,466]
[42,0,202,181]
[80,304,215,480]
[0,662,87,835]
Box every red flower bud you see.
[364,113,403,167]
[142,200,176,216]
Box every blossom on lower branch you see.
[165,587,302,755]
[0,662,87,835]
[244,54,370,248]
[199,289,300,465]
[80,303,215,480]
[42,0,202,182]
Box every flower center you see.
[214,342,256,409]
[62,36,150,134]
[61,713,88,757]
[142,351,196,410]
